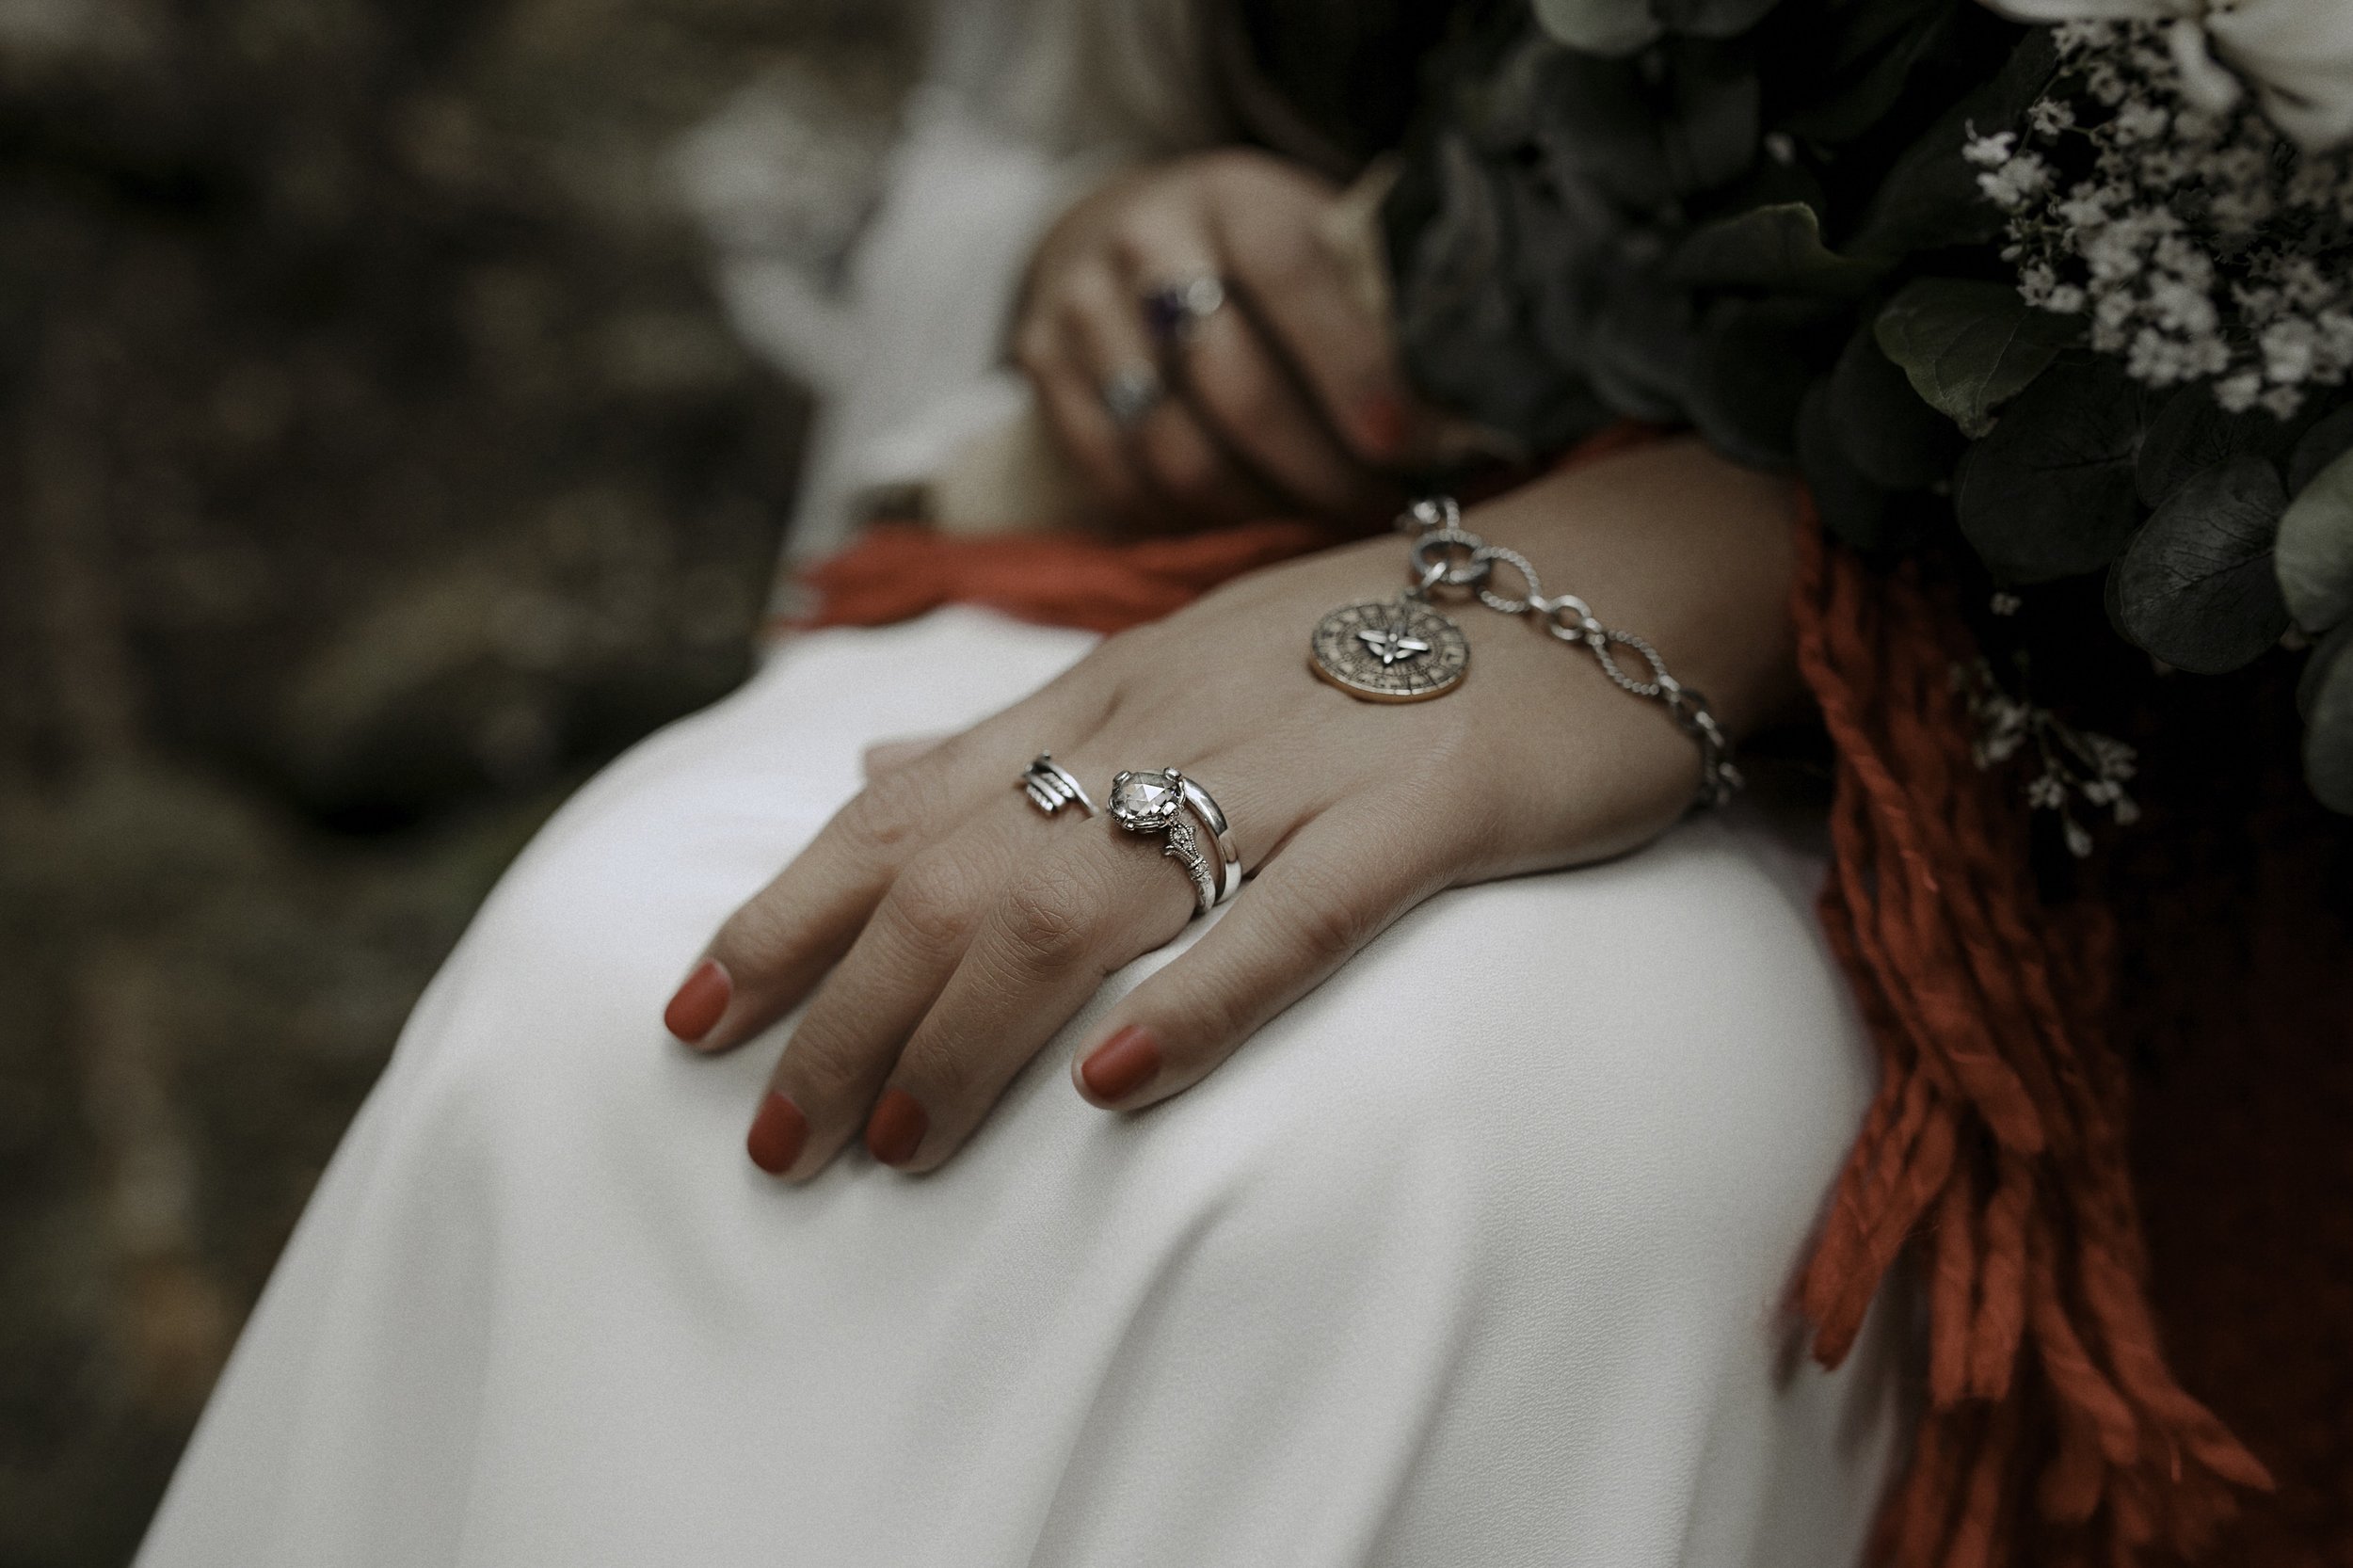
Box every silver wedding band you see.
[1099,363,1163,430]
[1108,766,1241,916]
[1143,275,1227,346]
[1019,753,1096,818]
[1178,776,1241,906]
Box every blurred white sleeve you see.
[675,0,1229,568]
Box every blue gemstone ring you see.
[1142,276,1227,346]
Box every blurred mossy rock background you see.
[0,0,917,1561]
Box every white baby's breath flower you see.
[1964,128,2019,167]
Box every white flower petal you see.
[2168,16,2244,113]
[1973,0,2195,21]
[1531,0,1662,55]
[2207,0,2353,152]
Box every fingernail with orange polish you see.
[664,958,732,1044]
[865,1088,928,1167]
[746,1093,808,1176]
[1080,1026,1162,1103]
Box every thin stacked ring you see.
[1017,754,1096,817]
[1108,767,1240,916]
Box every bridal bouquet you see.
[1385,0,2353,824]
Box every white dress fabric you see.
[138,608,1909,1568]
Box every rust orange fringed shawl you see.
[786,435,2281,1568]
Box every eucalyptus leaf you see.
[1532,0,1661,55]
[1845,30,2058,263]
[1875,279,2080,439]
[2112,456,2290,674]
[1776,0,1953,143]
[1800,376,1922,551]
[1660,40,1762,193]
[2288,403,2353,494]
[1827,318,1964,489]
[1958,357,2153,583]
[1681,297,1825,468]
[2297,621,2353,811]
[1668,202,1879,296]
[2137,386,2300,508]
[1655,0,1783,39]
[2276,446,2353,633]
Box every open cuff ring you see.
[1019,754,1096,818]
[1109,767,1241,916]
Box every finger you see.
[1211,202,1414,465]
[862,826,1196,1172]
[1176,299,1393,519]
[1016,277,1154,518]
[1060,264,1272,525]
[670,682,1106,1054]
[747,840,1002,1179]
[863,732,951,780]
[1069,797,1445,1111]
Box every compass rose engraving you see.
[1309,595,1468,703]
[1356,619,1431,667]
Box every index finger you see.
[1209,191,1412,465]
[663,679,1110,1053]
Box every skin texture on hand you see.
[1015,149,1430,532]
[667,439,1800,1180]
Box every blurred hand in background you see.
[1015,150,1426,532]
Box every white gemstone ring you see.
[1108,767,1241,915]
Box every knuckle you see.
[903,1037,988,1109]
[706,892,791,976]
[995,873,1100,969]
[779,1030,870,1110]
[841,766,945,859]
[1279,872,1376,968]
[882,856,984,954]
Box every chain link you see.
[1401,498,1743,809]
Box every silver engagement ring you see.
[1108,767,1241,916]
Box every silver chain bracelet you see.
[1307,496,1742,810]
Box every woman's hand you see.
[1015,149,1418,531]
[665,440,1801,1178]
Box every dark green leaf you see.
[1681,296,1824,468]
[2288,403,2353,493]
[2297,621,2353,811]
[1800,376,1922,550]
[1661,40,1761,192]
[1777,0,1954,143]
[1958,357,2153,582]
[1668,202,1880,296]
[2276,446,2353,633]
[2112,456,2289,674]
[1875,279,2080,438]
[1533,0,1661,55]
[1655,0,1783,38]
[1827,318,1965,488]
[1845,30,2058,263]
[2137,386,2301,507]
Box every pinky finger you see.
[1069,801,1444,1111]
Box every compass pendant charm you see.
[1309,595,1469,703]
